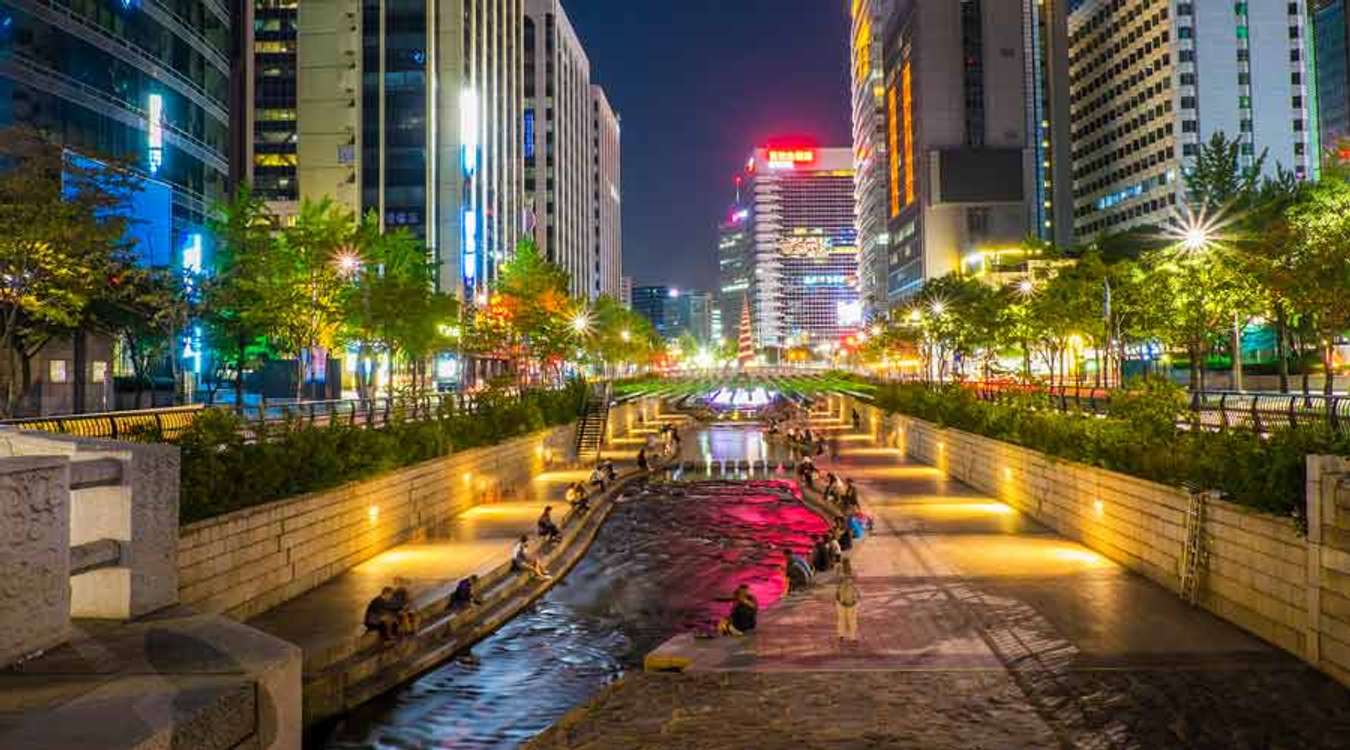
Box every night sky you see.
[565,1,852,293]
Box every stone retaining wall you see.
[843,396,1350,687]
[178,425,575,620]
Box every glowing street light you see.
[335,251,362,277]
[1182,225,1211,253]
[1017,279,1035,296]
[571,311,592,335]
[930,300,946,316]
[620,329,631,342]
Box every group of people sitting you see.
[363,584,419,642]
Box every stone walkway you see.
[531,419,1350,749]
[247,468,592,655]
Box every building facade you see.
[590,84,621,299]
[297,0,524,297]
[881,0,1042,298]
[849,0,894,316]
[0,0,232,246]
[619,275,633,308]
[1316,0,1350,156]
[716,198,752,346]
[523,0,592,298]
[1069,0,1320,239]
[742,146,859,353]
[252,0,299,216]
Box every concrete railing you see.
[0,429,178,668]
[843,396,1350,687]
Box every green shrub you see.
[874,381,1340,523]
[178,379,589,524]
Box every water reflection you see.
[320,477,828,750]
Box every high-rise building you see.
[741,146,859,353]
[297,0,524,297]
[0,0,232,246]
[619,275,633,308]
[252,0,300,217]
[631,285,678,339]
[849,0,894,317]
[881,1,1046,297]
[1069,0,1320,239]
[716,198,752,346]
[1315,0,1350,157]
[524,0,593,298]
[590,84,621,299]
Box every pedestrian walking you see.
[835,559,861,645]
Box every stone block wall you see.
[1309,455,1350,685]
[847,397,1349,687]
[0,455,70,667]
[177,426,573,620]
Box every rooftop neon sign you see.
[767,148,816,168]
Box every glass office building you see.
[0,0,233,252]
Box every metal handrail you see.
[950,381,1350,435]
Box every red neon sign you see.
[767,148,816,166]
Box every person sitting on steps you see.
[565,482,590,513]
[363,587,403,642]
[537,506,562,544]
[448,575,484,612]
[511,535,552,580]
[637,447,649,472]
[589,464,608,492]
[717,584,759,637]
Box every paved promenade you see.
[532,419,1350,749]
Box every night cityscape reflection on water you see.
[318,441,825,749]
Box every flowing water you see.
[318,458,827,749]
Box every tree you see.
[203,186,274,407]
[1185,131,1266,212]
[0,127,137,416]
[1284,177,1350,394]
[491,240,574,383]
[95,266,189,408]
[261,198,354,399]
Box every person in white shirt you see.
[511,535,551,580]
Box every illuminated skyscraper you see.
[297,0,524,298]
[1315,0,1350,156]
[251,0,300,218]
[741,146,859,354]
[849,0,895,317]
[591,84,622,300]
[1069,0,1320,238]
[524,0,593,298]
[882,0,1051,297]
[716,196,752,347]
[0,0,231,244]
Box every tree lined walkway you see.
[531,417,1350,749]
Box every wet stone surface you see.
[316,480,827,749]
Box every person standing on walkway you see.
[835,559,861,645]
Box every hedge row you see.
[873,380,1347,521]
[177,381,588,524]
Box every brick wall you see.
[177,426,574,620]
[848,397,1349,687]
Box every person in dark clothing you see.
[841,479,860,512]
[364,586,402,641]
[851,409,862,430]
[637,447,649,471]
[448,575,483,611]
[718,584,759,636]
[537,506,562,543]
[565,482,590,513]
[812,535,833,573]
[823,473,840,503]
[836,517,854,553]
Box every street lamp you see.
[571,311,591,335]
[620,329,631,342]
[335,250,362,277]
[1017,279,1035,296]
[930,300,946,316]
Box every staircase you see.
[574,383,612,463]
